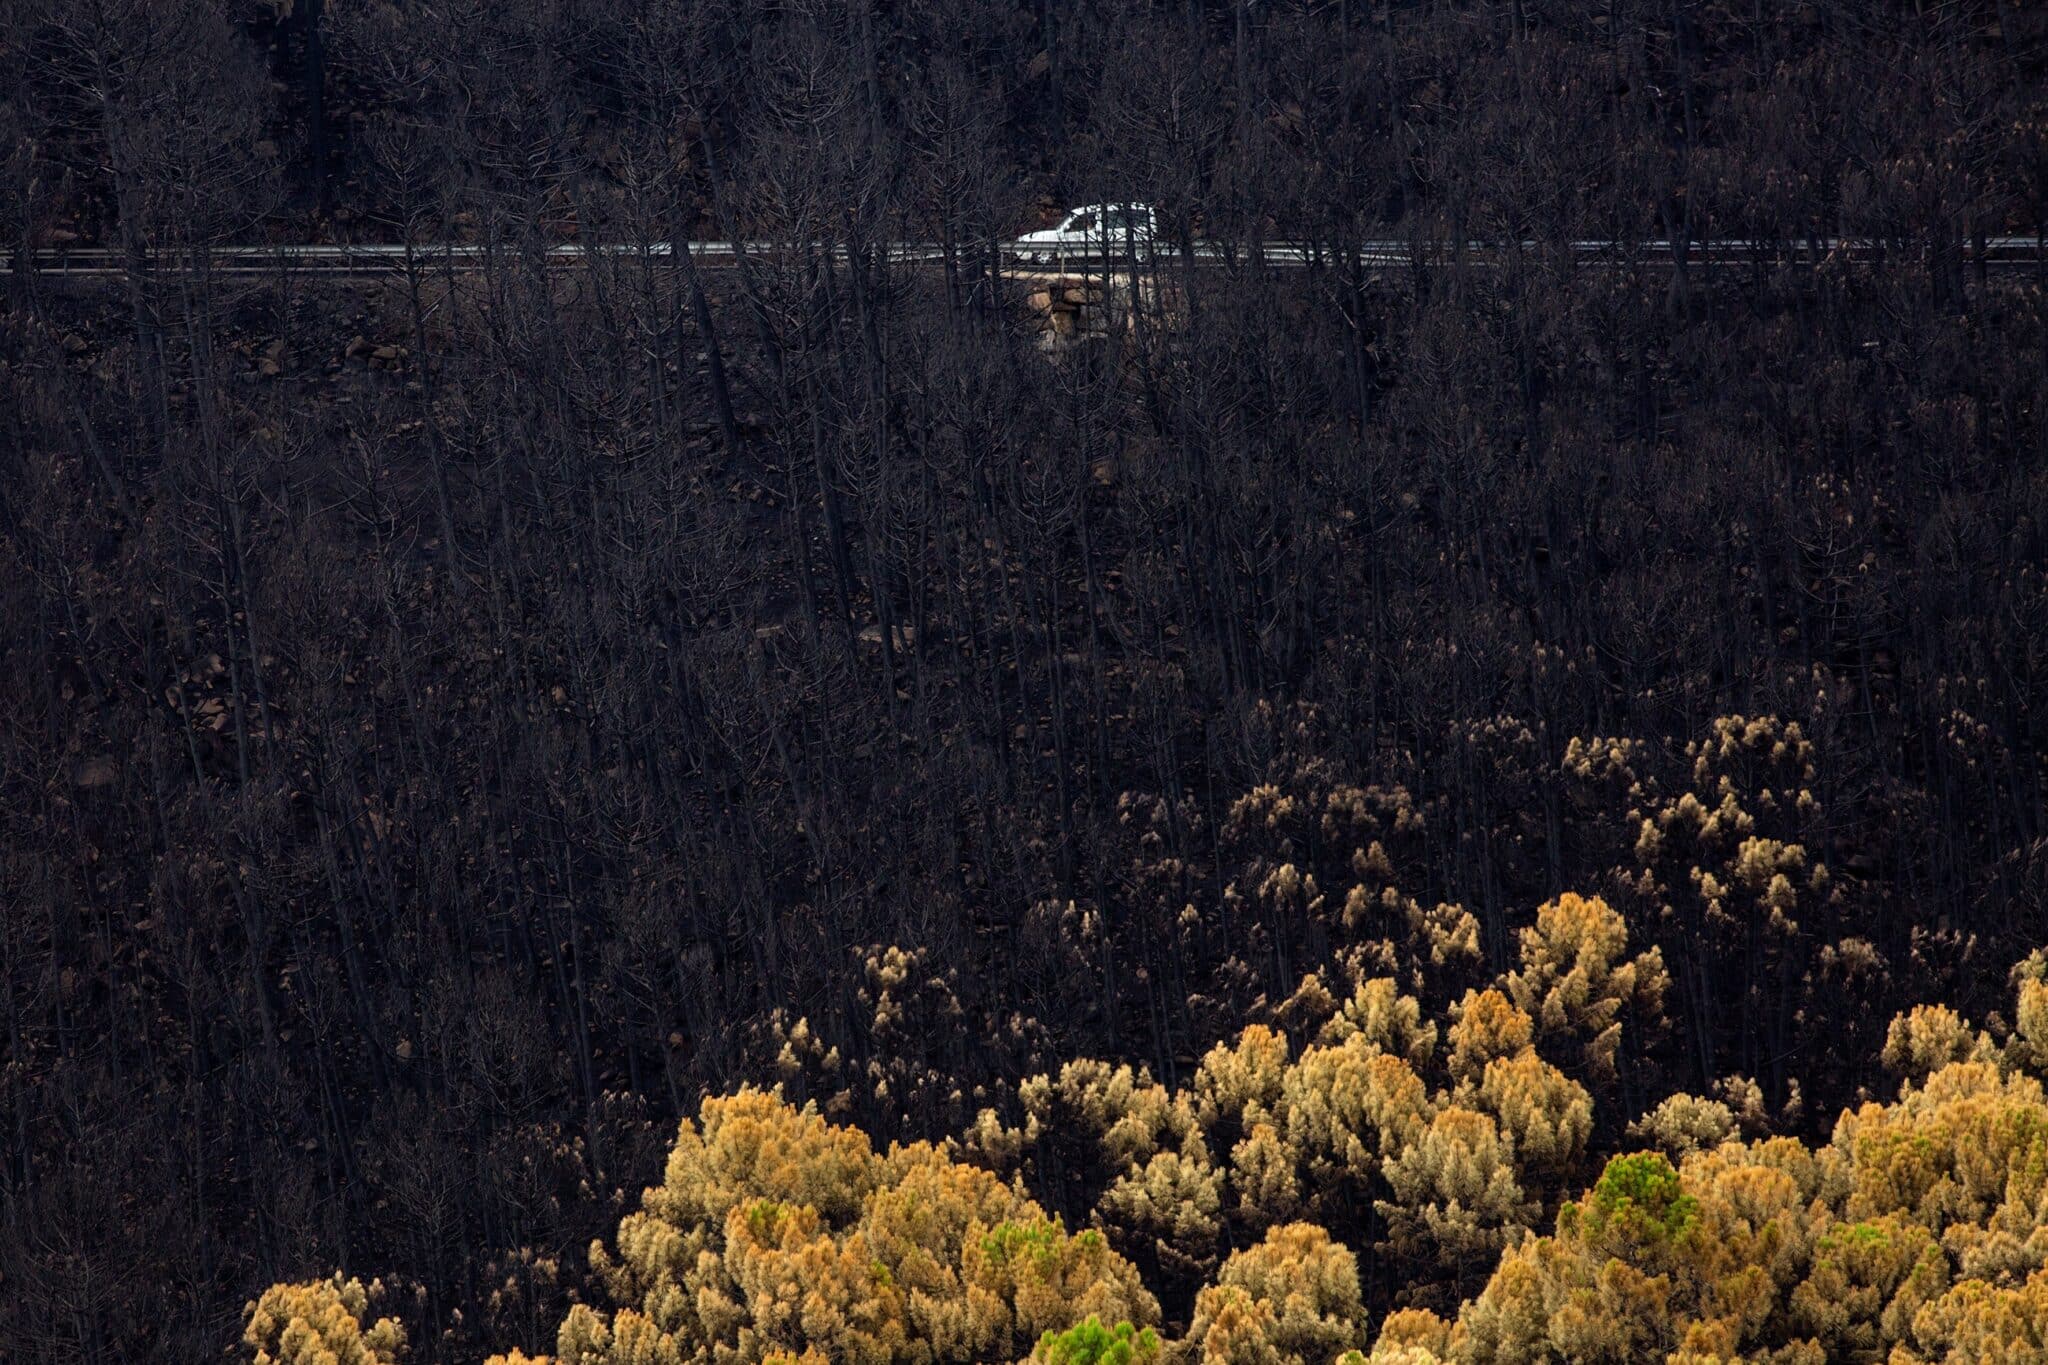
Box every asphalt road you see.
[7,236,2042,281]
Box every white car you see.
[1014,203,1158,264]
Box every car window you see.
[1066,213,1096,234]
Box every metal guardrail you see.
[6,236,2042,279]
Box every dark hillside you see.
[1,3,2044,1362]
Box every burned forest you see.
[2,2,2047,1362]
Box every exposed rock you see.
[71,756,120,788]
